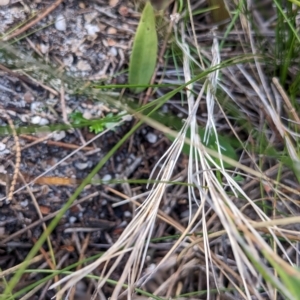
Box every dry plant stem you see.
[2,0,64,41]
[187,0,204,69]
[272,77,300,125]
[109,187,300,242]
[0,64,37,86]
[20,134,94,151]
[37,280,53,300]
[69,233,91,300]
[19,282,47,300]
[0,108,21,201]
[17,171,59,286]
[131,109,300,196]
[32,237,59,284]
[26,37,43,58]
[21,72,59,96]
[0,254,45,277]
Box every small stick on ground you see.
[69,233,91,300]
[272,77,300,125]
[20,134,95,151]
[0,108,21,202]
[2,0,64,41]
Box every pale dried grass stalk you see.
[50,124,187,299]
[0,107,21,202]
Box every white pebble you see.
[55,14,67,31]
[0,165,6,173]
[84,23,99,36]
[146,132,157,144]
[39,118,49,126]
[0,142,6,151]
[0,149,10,155]
[69,216,77,224]
[82,110,93,120]
[40,43,49,54]
[109,47,117,56]
[75,162,89,170]
[102,174,112,183]
[124,211,131,218]
[31,115,41,124]
[52,131,66,141]
[20,200,28,207]
[31,101,43,113]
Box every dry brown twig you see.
[1,0,64,42]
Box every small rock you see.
[55,14,67,31]
[109,0,119,7]
[0,149,10,155]
[84,23,100,36]
[82,110,93,120]
[39,118,49,126]
[146,132,157,144]
[79,2,86,9]
[107,38,116,46]
[23,91,34,103]
[107,27,117,35]
[76,60,92,71]
[31,115,41,124]
[0,165,6,173]
[69,216,77,224]
[52,131,66,141]
[31,101,43,113]
[20,200,28,208]
[0,0,10,6]
[40,42,49,54]
[75,161,89,170]
[118,6,128,16]
[109,47,117,56]
[0,142,6,152]
[102,174,112,183]
[124,211,131,218]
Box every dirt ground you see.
[0,1,197,299]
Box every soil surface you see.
[0,1,195,299]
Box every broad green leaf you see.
[129,1,158,93]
